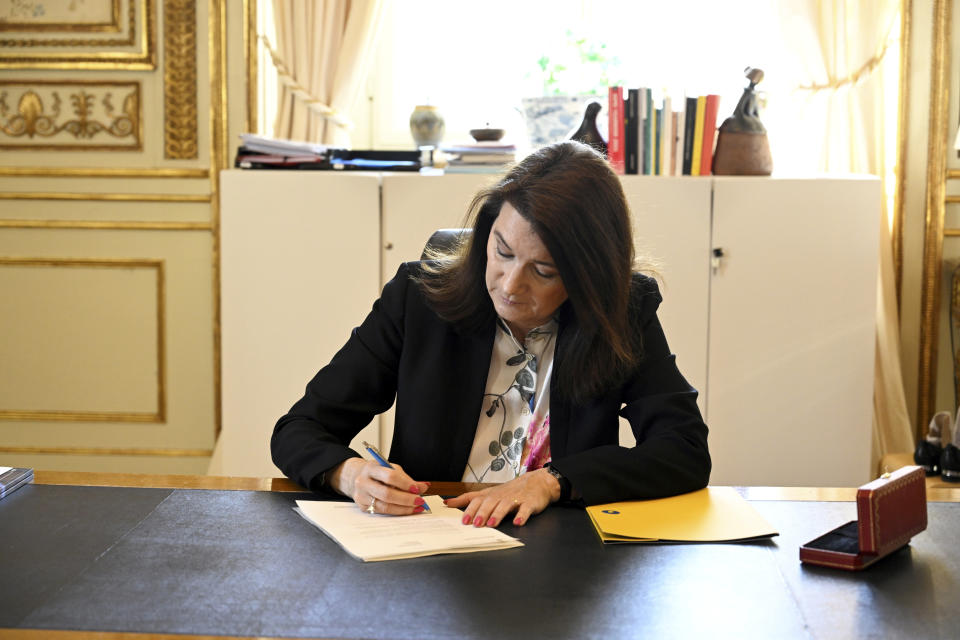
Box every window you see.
[359,0,788,151]
[258,1,787,149]
[256,0,901,219]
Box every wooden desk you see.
[2,472,959,640]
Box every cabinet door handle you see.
[712,247,724,273]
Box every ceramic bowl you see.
[469,128,505,142]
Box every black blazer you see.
[271,262,710,505]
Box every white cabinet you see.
[380,173,496,284]
[211,171,382,477]
[707,177,879,486]
[217,171,879,487]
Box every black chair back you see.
[421,228,472,259]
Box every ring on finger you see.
[367,498,376,514]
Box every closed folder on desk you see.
[586,487,778,544]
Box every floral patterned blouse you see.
[461,317,557,482]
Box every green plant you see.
[531,30,622,96]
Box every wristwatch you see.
[544,463,572,502]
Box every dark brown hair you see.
[418,140,640,402]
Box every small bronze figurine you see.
[568,101,607,155]
[712,67,773,176]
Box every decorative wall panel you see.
[164,0,197,159]
[0,0,121,32]
[0,0,234,475]
[0,257,164,422]
[0,80,141,150]
[0,0,154,69]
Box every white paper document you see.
[295,495,523,562]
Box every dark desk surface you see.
[1,472,959,640]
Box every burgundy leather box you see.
[799,465,927,570]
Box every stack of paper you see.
[586,487,778,544]
[239,133,331,156]
[0,466,33,501]
[295,495,523,562]
[440,142,516,173]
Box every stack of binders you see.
[0,466,33,501]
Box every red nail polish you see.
[513,516,523,526]
[414,497,425,506]
[414,506,425,513]
[409,485,420,493]
[473,515,483,527]
[486,517,497,527]
[462,514,471,525]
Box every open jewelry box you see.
[799,465,927,571]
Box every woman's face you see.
[485,202,568,339]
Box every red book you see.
[607,86,625,174]
[698,94,720,176]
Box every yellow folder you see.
[586,487,779,544]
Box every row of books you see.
[607,87,721,176]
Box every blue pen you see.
[362,440,430,511]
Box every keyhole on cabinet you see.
[711,247,724,273]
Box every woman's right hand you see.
[328,457,429,515]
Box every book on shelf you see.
[699,94,721,176]
[670,111,683,176]
[607,86,625,174]
[653,104,661,175]
[682,96,698,175]
[0,466,33,500]
[440,142,516,173]
[643,89,654,175]
[660,96,672,176]
[690,95,707,176]
[446,153,515,164]
[439,142,517,155]
[625,89,639,175]
[637,88,647,175]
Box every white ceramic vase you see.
[409,105,445,147]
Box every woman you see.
[271,140,710,528]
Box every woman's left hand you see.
[444,468,562,528]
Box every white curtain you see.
[271,0,384,146]
[771,0,913,474]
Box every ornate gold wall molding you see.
[0,0,121,33]
[245,0,257,133]
[164,0,198,159]
[0,445,212,456]
[0,80,141,150]
[893,0,912,300]
[0,219,213,231]
[0,192,208,202]
[0,257,166,423]
[0,0,155,69]
[0,167,209,178]
[917,0,952,440]
[211,0,228,438]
